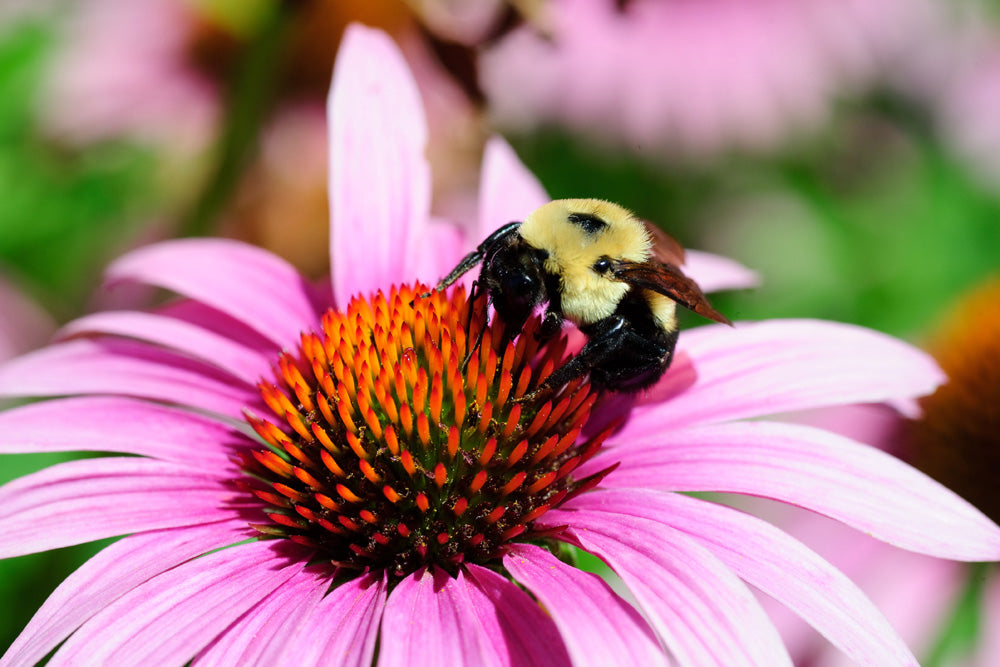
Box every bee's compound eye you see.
[592,258,612,274]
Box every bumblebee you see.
[433,199,730,392]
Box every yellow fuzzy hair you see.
[519,199,652,325]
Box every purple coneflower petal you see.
[48,540,308,666]
[194,566,331,667]
[379,568,494,666]
[0,396,242,468]
[410,219,468,288]
[0,338,260,418]
[288,573,386,667]
[682,249,760,293]
[105,238,319,349]
[159,299,278,353]
[546,505,792,667]
[597,421,1000,560]
[623,319,944,433]
[461,564,573,667]
[328,24,430,305]
[57,311,274,384]
[0,458,241,557]
[504,544,666,667]
[569,490,918,666]
[2,520,251,667]
[476,136,549,239]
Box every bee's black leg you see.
[531,316,676,395]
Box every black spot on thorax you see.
[567,212,608,235]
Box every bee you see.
[433,199,730,393]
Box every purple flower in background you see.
[42,0,219,153]
[481,0,934,156]
[1,24,998,666]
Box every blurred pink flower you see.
[1,24,997,666]
[42,0,219,153]
[480,0,934,156]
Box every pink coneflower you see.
[1,24,998,666]
[480,0,934,157]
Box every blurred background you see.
[2,0,999,662]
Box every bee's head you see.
[517,199,652,325]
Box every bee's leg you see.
[537,285,564,342]
[530,316,675,397]
[461,279,489,372]
[533,318,628,395]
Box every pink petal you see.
[0,338,260,418]
[0,396,245,469]
[58,310,274,384]
[682,249,760,293]
[193,565,331,667]
[569,490,918,666]
[624,319,944,431]
[596,420,1000,561]
[503,544,665,667]
[476,136,549,239]
[105,238,319,349]
[461,564,573,667]
[410,219,468,290]
[328,24,430,304]
[49,540,308,666]
[542,505,792,667]
[378,567,492,667]
[0,458,243,558]
[2,520,251,667]
[289,572,386,667]
[160,299,278,353]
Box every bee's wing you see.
[642,220,686,267]
[611,259,732,325]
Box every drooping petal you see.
[569,490,918,666]
[477,136,549,239]
[682,249,760,293]
[623,319,944,432]
[0,458,243,558]
[58,311,274,384]
[288,572,386,667]
[462,564,573,667]
[0,396,247,469]
[503,544,665,667]
[2,520,251,667]
[542,505,792,667]
[0,338,261,418]
[328,24,430,304]
[378,567,492,667]
[105,238,319,349]
[48,540,308,666]
[193,565,331,667]
[595,420,1000,561]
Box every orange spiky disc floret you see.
[239,284,613,579]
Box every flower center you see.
[238,284,613,578]
[901,277,1000,525]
